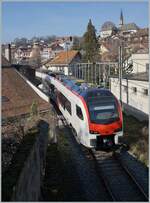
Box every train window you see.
[58,92,65,109]
[58,92,72,114]
[88,100,119,124]
[76,105,84,120]
[65,99,72,115]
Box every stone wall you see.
[2,120,49,201]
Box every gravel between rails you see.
[92,149,148,201]
[57,125,112,201]
[43,101,149,201]
[115,149,149,198]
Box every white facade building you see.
[41,47,52,60]
[110,75,149,120]
[59,41,73,51]
[126,53,149,73]
[42,50,81,76]
[100,30,114,38]
[100,21,117,38]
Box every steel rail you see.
[114,152,149,201]
[50,100,148,201]
[91,148,148,202]
[90,149,117,201]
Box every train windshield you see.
[88,99,119,124]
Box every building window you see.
[146,64,149,73]
[143,89,148,96]
[2,96,9,103]
[76,105,84,120]
[132,87,137,94]
[134,37,138,42]
[123,86,127,92]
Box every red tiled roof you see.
[2,67,49,119]
[45,50,80,66]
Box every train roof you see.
[59,76,114,101]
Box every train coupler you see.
[96,135,115,150]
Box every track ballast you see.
[91,149,148,201]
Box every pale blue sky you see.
[2,1,149,43]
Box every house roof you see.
[50,43,64,51]
[131,28,149,37]
[135,48,149,54]
[101,21,117,31]
[45,50,80,66]
[120,23,139,31]
[2,66,49,119]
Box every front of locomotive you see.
[85,89,123,148]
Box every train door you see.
[74,104,88,146]
[50,84,57,101]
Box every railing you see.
[69,62,118,88]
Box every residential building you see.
[110,72,149,120]
[14,46,32,63]
[41,46,52,60]
[42,50,81,75]
[128,28,149,50]
[30,42,41,58]
[49,43,64,58]
[119,23,139,37]
[100,21,117,38]
[124,49,149,73]
[100,37,120,62]
[100,11,139,39]
[59,37,74,50]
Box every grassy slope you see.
[120,113,148,166]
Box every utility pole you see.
[119,45,123,106]
[66,42,69,75]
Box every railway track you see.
[50,100,148,201]
[90,149,149,201]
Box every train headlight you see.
[114,128,122,132]
[90,130,99,134]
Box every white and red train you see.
[43,72,123,148]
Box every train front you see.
[86,89,123,148]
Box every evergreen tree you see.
[71,36,82,51]
[82,19,99,62]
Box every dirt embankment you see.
[120,113,148,166]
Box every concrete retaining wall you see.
[3,120,49,201]
[16,69,49,102]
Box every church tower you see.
[119,10,124,26]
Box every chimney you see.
[5,44,11,63]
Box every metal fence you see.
[69,62,118,88]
